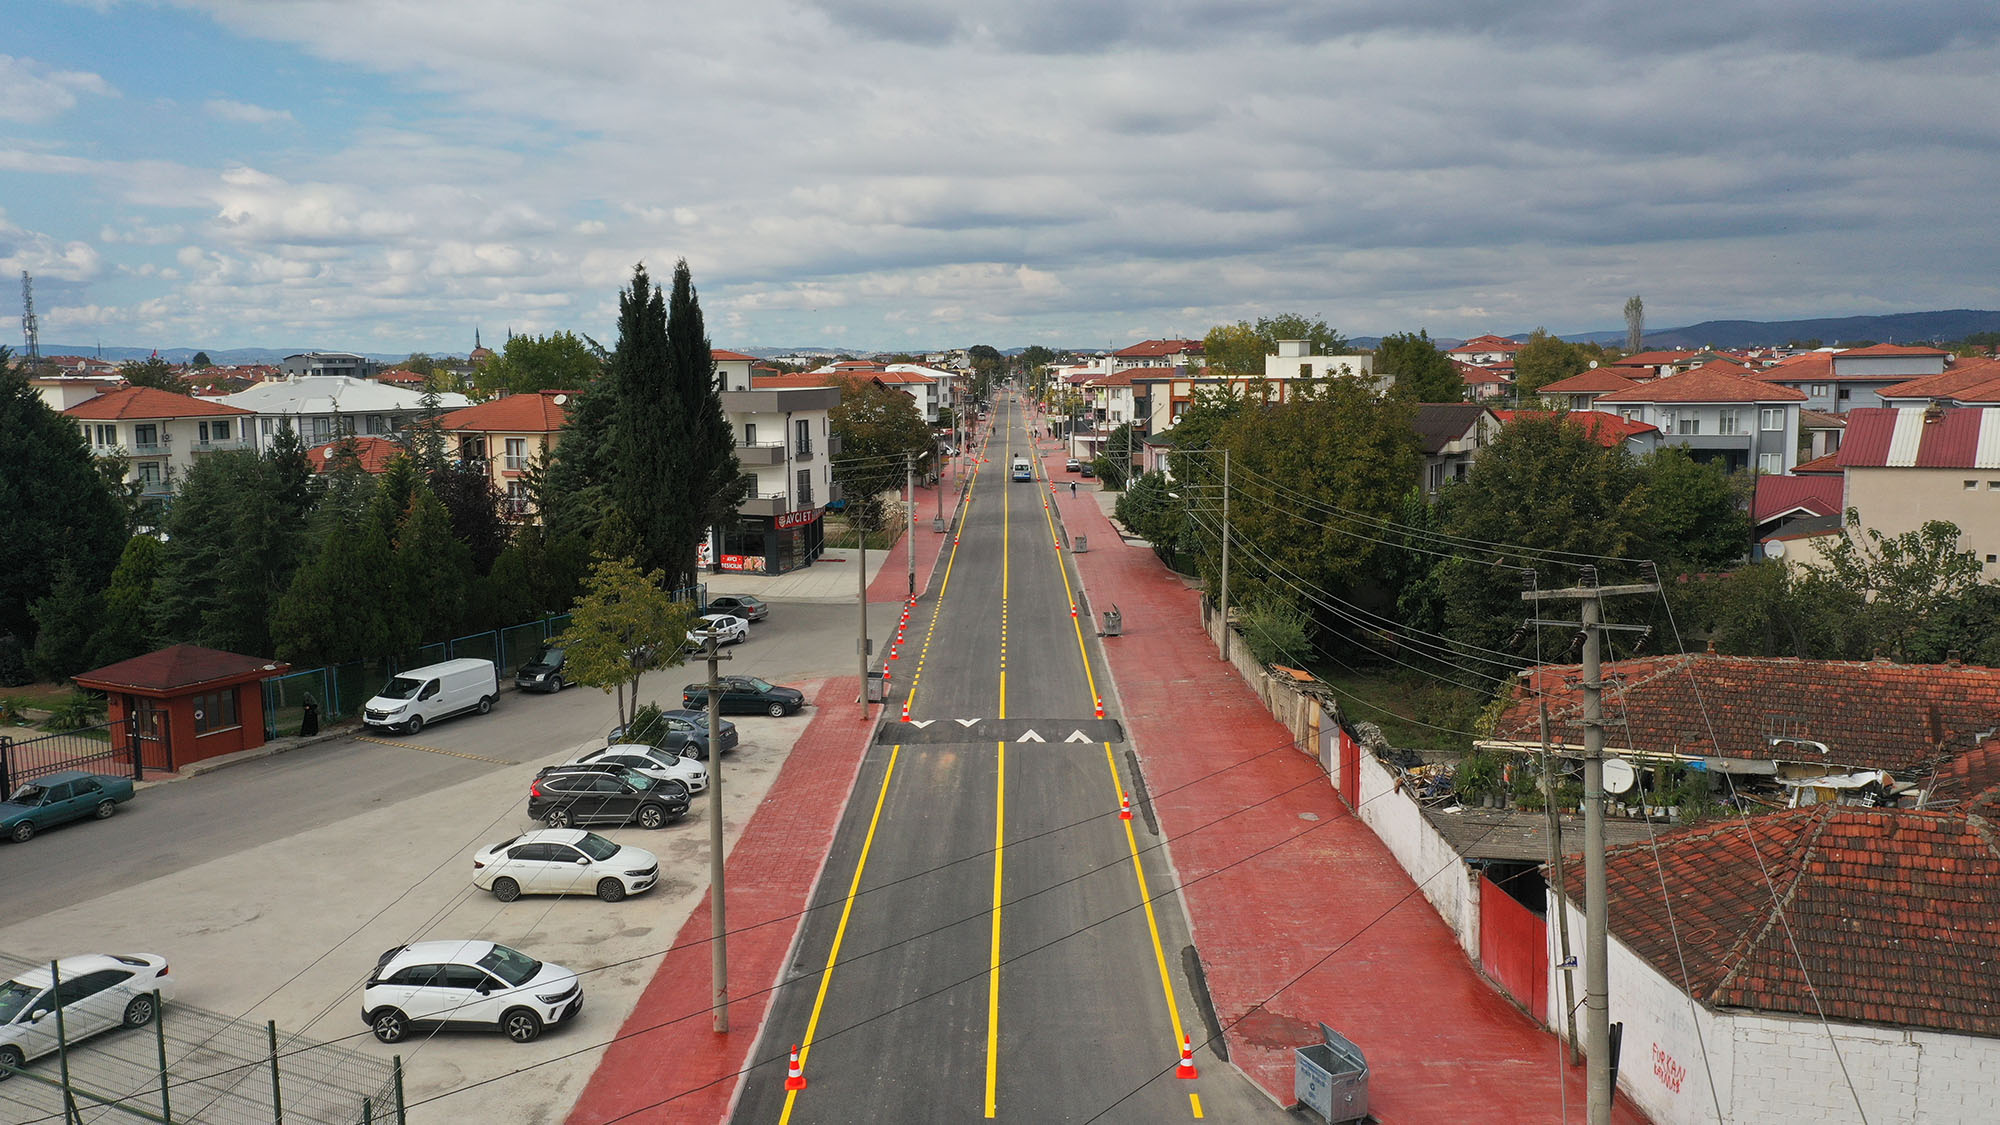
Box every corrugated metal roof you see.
[1837,406,2000,469]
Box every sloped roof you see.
[1933,736,2000,813]
[1449,334,1520,353]
[63,386,253,420]
[1753,473,1845,524]
[1798,408,1846,430]
[1492,652,2000,772]
[1760,352,1835,380]
[1490,409,1659,447]
[1836,407,2000,470]
[1564,806,2000,1037]
[1792,452,1843,474]
[218,375,470,415]
[1112,339,1202,358]
[711,349,759,362]
[438,390,570,433]
[1594,366,1806,405]
[1877,358,2000,401]
[1841,343,1952,358]
[308,435,404,473]
[1410,403,1492,453]
[1538,368,1641,394]
[1610,350,1701,367]
[375,369,427,385]
[74,644,287,692]
[751,373,840,390]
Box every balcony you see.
[736,492,792,518]
[191,438,255,454]
[123,442,168,457]
[738,441,786,466]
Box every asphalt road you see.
[739,394,1285,1123]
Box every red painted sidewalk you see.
[1033,433,1649,1124]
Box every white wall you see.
[1353,746,1480,959]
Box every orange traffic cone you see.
[1095,698,1105,718]
[1176,1035,1198,1079]
[1119,793,1133,820]
[786,1044,807,1090]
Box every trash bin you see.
[933,517,946,533]
[1073,534,1088,553]
[1294,1024,1368,1124]
[1101,606,1121,637]
[866,670,888,704]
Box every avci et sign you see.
[775,507,820,530]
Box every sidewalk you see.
[1033,436,1650,1124]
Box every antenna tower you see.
[20,270,43,372]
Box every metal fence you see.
[0,718,143,793]
[0,952,401,1124]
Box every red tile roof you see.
[1493,651,2000,772]
[1933,735,2000,812]
[74,644,287,692]
[1490,409,1659,447]
[375,368,427,385]
[875,370,937,385]
[308,435,405,474]
[1752,473,1845,523]
[1761,352,1835,380]
[1840,343,1952,358]
[1112,339,1203,358]
[1564,805,2000,1036]
[1792,452,1843,474]
[1610,350,1701,367]
[1537,368,1641,394]
[437,390,570,433]
[1594,366,1806,405]
[750,374,839,390]
[1836,406,2000,469]
[1877,358,2000,401]
[62,386,253,419]
[711,349,759,362]
[1449,334,1521,353]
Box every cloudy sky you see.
[5,1,1999,355]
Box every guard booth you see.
[73,645,291,773]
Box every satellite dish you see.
[1763,539,1787,559]
[553,393,569,405]
[321,447,335,460]
[1603,758,1637,795]
[1588,360,1599,368]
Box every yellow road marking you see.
[353,735,517,765]
[1191,1093,1204,1118]
[779,743,903,1124]
[987,407,1014,1116]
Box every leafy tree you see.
[151,452,300,654]
[552,555,693,727]
[1808,516,1984,661]
[1695,562,1858,659]
[393,487,473,645]
[1202,322,1266,376]
[1256,313,1349,356]
[1640,447,1750,573]
[29,560,104,680]
[1512,328,1591,396]
[829,374,932,532]
[476,331,604,398]
[664,260,745,589]
[1165,385,1250,482]
[0,363,127,644]
[1093,422,1138,488]
[119,357,185,391]
[190,351,213,369]
[1623,296,1645,353]
[88,534,165,667]
[428,462,508,574]
[1018,345,1058,371]
[401,353,439,377]
[1377,331,1462,402]
[537,381,618,543]
[270,517,397,666]
[264,419,319,522]
[1115,471,1188,569]
[1907,582,2000,665]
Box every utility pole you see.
[1218,447,1232,662]
[699,633,733,1033]
[935,434,944,523]
[857,512,870,713]
[905,450,916,599]
[1522,571,1657,1125]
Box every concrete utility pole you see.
[1521,573,1657,1125]
[699,633,733,1033]
[1219,447,1232,662]
[905,450,916,599]
[857,516,870,713]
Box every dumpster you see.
[1073,534,1088,553]
[866,670,888,703]
[933,517,946,533]
[1295,1024,1368,1124]
[1101,606,1121,637]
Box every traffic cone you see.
[1095,698,1105,718]
[1176,1035,1198,1079]
[786,1044,807,1090]
[1119,793,1133,820]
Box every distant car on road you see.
[514,648,570,693]
[682,675,806,717]
[553,744,707,799]
[609,710,739,760]
[685,613,748,649]
[704,595,769,622]
[528,766,689,829]
[362,941,579,1045]
[1079,461,1095,478]
[2,771,134,843]
[472,828,658,903]
[0,953,172,1077]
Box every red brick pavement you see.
[1031,431,1649,1124]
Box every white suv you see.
[361,941,580,1044]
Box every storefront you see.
[709,506,824,576]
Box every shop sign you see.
[720,555,766,572]
[775,507,821,530]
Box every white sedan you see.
[1,954,173,1077]
[472,828,660,903]
[562,744,708,796]
[686,613,748,648]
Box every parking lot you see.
[0,593,899,1123]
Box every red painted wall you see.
[1479,874,1549,1023]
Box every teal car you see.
[2,771,135,843]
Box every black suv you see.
[527,767,688,829]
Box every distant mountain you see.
[1533,310,2000,351]
[41,346,427,365]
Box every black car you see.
[609,709,740,760]
[515,648,570,693]
[704,595,769,622]
[681,676,806,717]
[527,767,688,829]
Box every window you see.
[193,689,238,735]
[504,438,527,470]
[261,418,276,437]
[212,419,231,440]
[1758,452,1782,474]
[1837,388,1851,401]
[91,424,117,447]
[367,414,387,435]
[1718,409,1741,435]
[509,843,553,862]
[1811,383,1831,396]
[1676,417,1700,435]
[138,462,163,485]
[796,468,813,507]
[437,966,490,990]
[1966,480,1980,491]
[1760,408,1784,431]
[744,422,757,446]
[795,418,811,454]
[133,423,159,448]
[1300,363,1312,378]
[311,417,332,440]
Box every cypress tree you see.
[665,259,745,590]
[609,263,682,579]
[0,362,126,643]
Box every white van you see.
[363,658,497,734]
[1011,457,1032,481]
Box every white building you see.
[63,386,256,499]
[216,375,470,450]
[1592,363,1805,474]
[712,350,841,575]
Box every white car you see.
[0,954,172,1077]
[472,828,659,903]
[561,744,708,797]
[686,613,748,648]
[361,940,580,1045]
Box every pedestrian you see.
[300,694,320,737]
[1070,480,1077,496]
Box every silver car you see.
[0,954,173,1077]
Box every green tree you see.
[1017,345,1058,372]
[829,374,932,532]
[1256,313,1349,356]
[190,351,213,369]
[1640,448,1750,573]
[1165,386,1250,482]
[664,260,745,589]
[609,264,682,581]
[1512,328,1591,396]
[1376,331,1463,402]
[264,419,319,522]
[401,353,439,377]
[538,380,618,543]
[1114,470,1188,569]
[88,534,165,667]
[1202,322,1266,376]
[29,560,105,680]
[151,452,300,654]
[477,331,605,398]
[393,487,473,645]
[406,381,449,476]
[428,462,508,574]
[1696,562,1858,659]
[118,357,185,391]
[552,555,693,727]
[1623,296,1645,353]
[1809,517,1984,661]
[270,517,398,666]
[0,362,127,644]
[1093,422,1138,488]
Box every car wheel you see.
[637,803,670,830]
[597,878,628,903]
[94,799,116,820]
[123,994,156,1027]
[657,779,690,802]
[371,1009,410,1044]
[492,877,522,902]
[0,1043,23,1078]
[502,1008,543,1043]
[545,808,574,829]
[551,676,566,692]
[682,743,708,762]
[405,714,425,735]
[477,695,494,715]
[9,821,32,843]
[768,702,786,717]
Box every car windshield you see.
[576,833,621,861]
[642,748,680,768]
[0,978,45,1023]
[613,766,650,789]
[378,676,423,700]
[745,677,775,692]
[530,648,563,668]
[476,945,542,987]
[7,783,44,804]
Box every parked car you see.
[3,771,135,843]
[641,710,739,760]
[472,828,658,903]
[0,953,172,1077]
[361,941,580,1045]
[363,658,497,734]
[527,767,689,829]
[552,744,707,798]
[514,648,570,693]
[1079,461,1095,478]
[704,595,769,622]
[1065,457,1080,472]
[681,675,806,717]
[685,613,748,649]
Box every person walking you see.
[1070,480,1077,496]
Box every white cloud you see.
[202,98,296,125]
[0,210,104,282]
[0,55,114,124]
